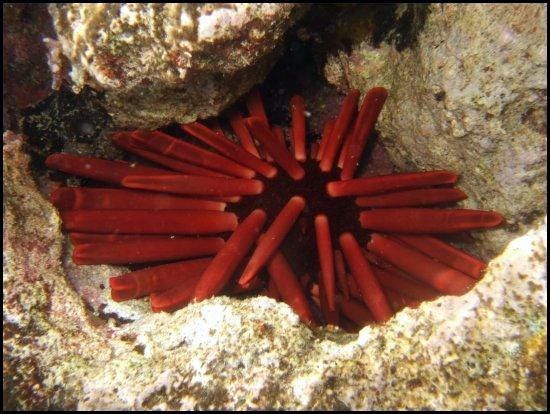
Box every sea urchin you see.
[46,86,504,331]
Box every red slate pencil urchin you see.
[45,86,505,331]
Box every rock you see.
[49,3,308,129]
[3,131,116,410]
[321,4,547,257]
[4,131,546,410]
[2,4,59,131]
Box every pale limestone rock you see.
[49,3,308,128]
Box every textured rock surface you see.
[3,4,59,131]
[49,3,308,129]
[321,3,547,257]
[4,131,546,410]
[3,132,116,410]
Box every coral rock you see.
[49,3,309,128]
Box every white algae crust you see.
[49,3,308,129]
[3,131,546,410]
[322,4,547,258]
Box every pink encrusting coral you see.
[45,86,504,330]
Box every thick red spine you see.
[182,122,277,178]
[246,117,305,180]
[368,260,440,301]
[316,118,336,161]
[193,209,267,301]
[319,276,340,326]
[72,237,224,265]
[347,275,362,301]
[355,188,467,208]
[110,258,211,302]
[337,128,355,170]
[201,196,242,204]
[110,132,229,177]
[228,277,264,295]
[228,111,261,158]
[394,234,486,279]
[70,233,186,245]
[334,249,350,300]
[45,153,172,185]
[60,210,238,235]
[246,87,269,126]
[50,187,226,211]
[320,89,360,172]
[268,251,317,327]
[265,276,282,301]
[326,170,458,197]
[383,289,421,312]
[314,215,336,311]
[131,130,255,179]
[238,196,306,287]
[122,174,264,197]
[270,126,287,163]
[366,234,476,295]
[359,208,504,233]
[271,125,287,148]
[341,87,388,180]
[149,275,202,312]
[337,105,358,169]
[339,298,375,327]
[290,95,307,162]
[339,233,393,322]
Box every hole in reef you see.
[26,4,497,334]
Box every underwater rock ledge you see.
[49,3,309,129]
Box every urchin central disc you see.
[230,159,364,280]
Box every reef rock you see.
[321,3,547,257]
[3,4,60,131]
[49,3,308,129]
[4,131,546,410]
